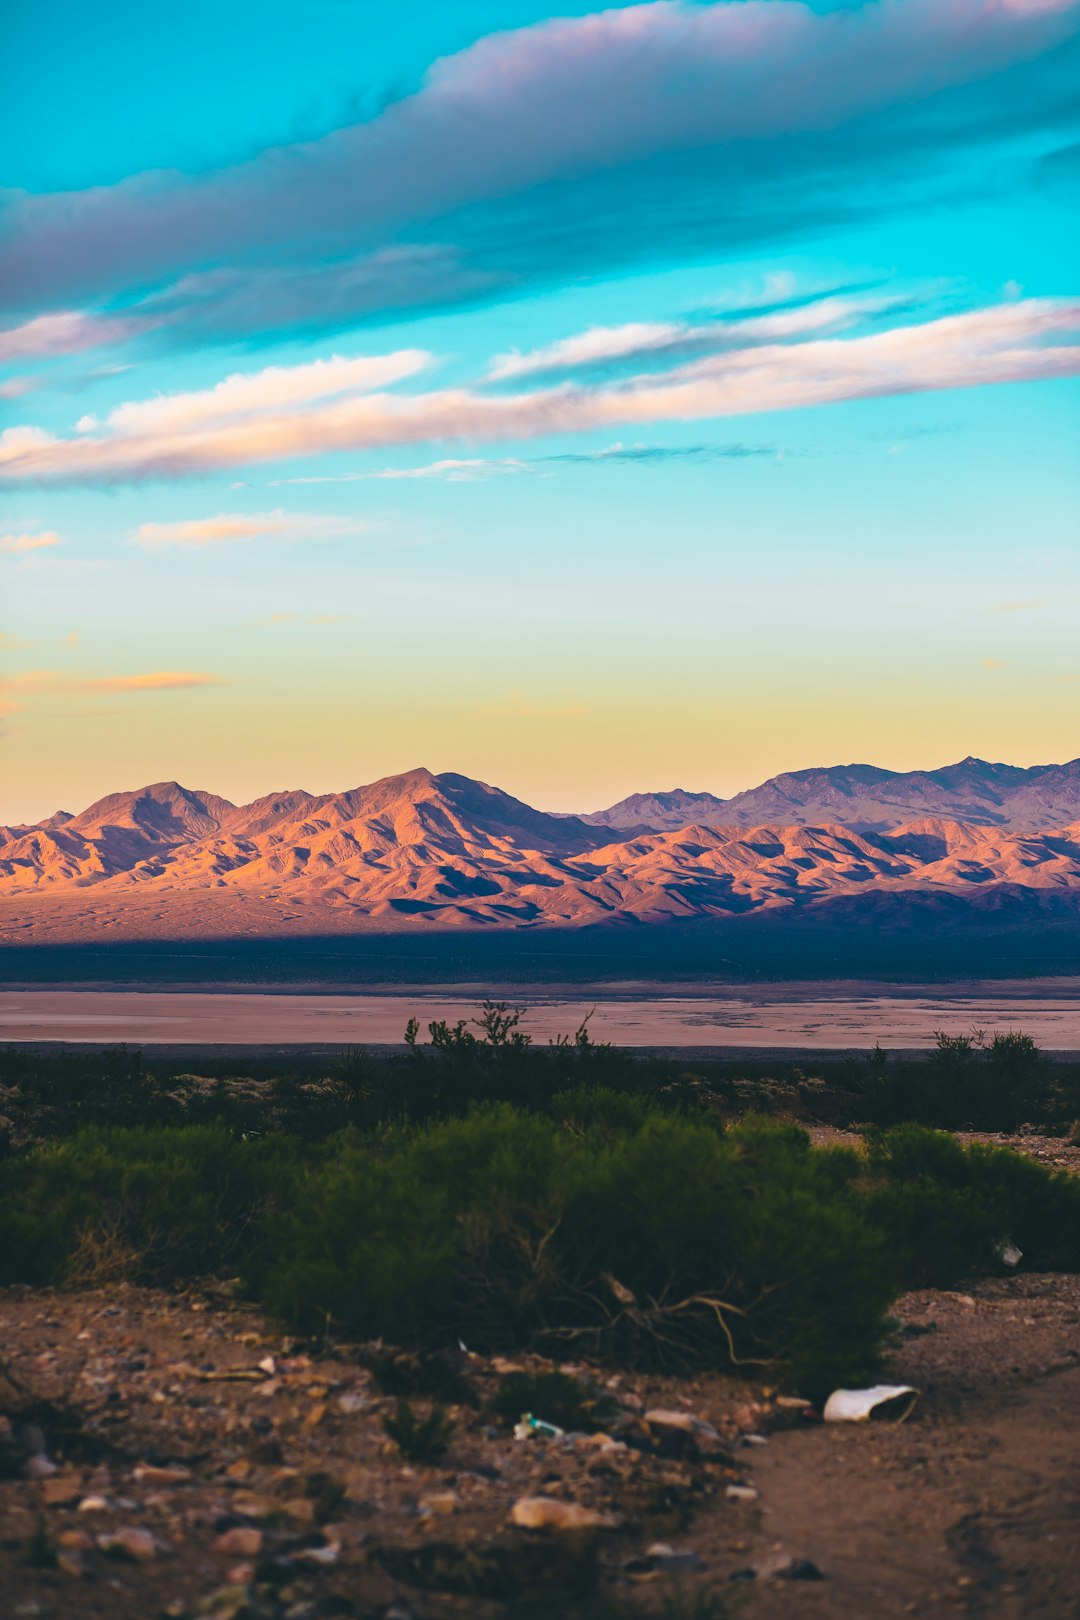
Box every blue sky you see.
[1,0,1078,821]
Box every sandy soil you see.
[2,1273,1079,1619]
[4,985,1080,1048]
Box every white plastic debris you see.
[822,1384,919,1423]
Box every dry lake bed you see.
[2,981,1080,1050]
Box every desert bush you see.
[2,1110,1079,1398]
[866,1122,1080,1284]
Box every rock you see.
[337,1392,367,1415]
[418,1491,459,1516]
[24,1454,58,1479]
[134,1463,192,1485]
[725,1484,759,1502]
[41,1475,83,1505]
[77,1495,110,1512]
[644,1408,696,1433]
[96,1526,159,1561]
[510,1496,619,1531]
[214,1526,263,1557]
[230,1491,276,1520]
[626,1541,702,1573]
[57,1529,92,1551]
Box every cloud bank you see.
[1,0,1077,343]
[1,296,1076,485]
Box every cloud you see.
[132,509,368,550]
[77,349,429,439]
[990,597,1050,613]
[83,671,225,693]
[486,293,899,380]
[487,690,589,721]
[4,668,225,695]
[0,310,150,362]
[1,296,1077,486]
[0,0,1076,339]
[0,530,61,552]
[272,457,529,484]
[982,657,1007,669]
[249,611,352,627]
[537,441,777,465]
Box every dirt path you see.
[741,1277,1080,1620]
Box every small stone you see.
[97,1526,158,1561]
[134,1463,191,1486]
[226,1563,256,1586]
[24,1454,59,1479]
[337,1393,367,1415]
[510,1496,619,1531]
[644,1542,702,1569]
[644,1408,697,1433]
[57,1529,92,1550]
[230,1492,276,1519]
[418,1491,458,1517]
[41,1475,83,1505]
[725,1485,759,1502]
[293,1540,340,1566]
[281,1496,316,1524]
[214,1526,263,1557]
[77,1495,110,1513]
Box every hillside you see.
[584,757,1080,833]
[3,767,1080,941]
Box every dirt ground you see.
[2,1269,1079,1620]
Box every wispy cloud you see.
[2,297,1077,486]
[0,530,62,553]
[1,0,1076,341]
[486,690,589,721]
[989,597,1050,613]
[272,457,528,485]
[5,668,225,695]
[0,310,151,363]
[244,611,351,628]
[486,294,900,381]
[132,509,368,550]
[537,441,778,466]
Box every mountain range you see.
[2,758,1080,941]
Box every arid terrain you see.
[3,766,1080,944]
[3,1267,1078,1620]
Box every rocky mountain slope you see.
[3,767,1080,938]
[583,757,1080,832]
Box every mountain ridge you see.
[579,756,1080,832]
[3,762,1080,941]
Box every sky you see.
[1,0,1078,824]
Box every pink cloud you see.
[0,310,149,362]
[0,297,1076,485]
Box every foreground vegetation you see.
[2,1009,1079,1398]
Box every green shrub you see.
[2,1110,1078,1401]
